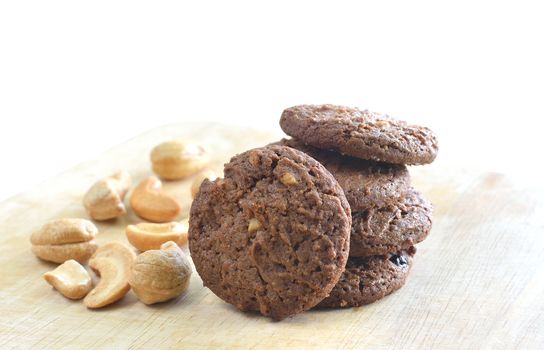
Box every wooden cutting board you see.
[1,122,543,349]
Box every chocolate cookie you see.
[189,145,351,320]
[317,248,415,308]
[274,138,411,210]
[350,189,432,257]
[280,104,438,165]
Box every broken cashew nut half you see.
[30,218,98,263]
[83,171,132,220]
[129,241,192,305]
[126,220,188,252]
[130,176,182,223]
[83,242,136,309]
[43,259,93,299]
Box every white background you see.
[1,1,543,201]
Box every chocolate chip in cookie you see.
[317,248,415,309]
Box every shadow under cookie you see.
[273,138,411,210]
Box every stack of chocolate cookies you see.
[189,104,437,320]
[277,104,437,308]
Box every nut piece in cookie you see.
[189,145,351,320]
[280,104,438,165]
[280,172,298,185]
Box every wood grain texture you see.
[1,122,543,349]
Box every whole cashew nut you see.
[30,218,98,263]
[151,141,209,180]
[83,242,136,309]
[130,176,182,223]
[126,220,188,252]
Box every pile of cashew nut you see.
[31,140,216,309]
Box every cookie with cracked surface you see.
[189,145,351,321]
[280,104,438,165]
[317,248,415,308]
[350,189,432,257]
[273,138,411,210]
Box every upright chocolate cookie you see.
[189,145,351,320]
[317,248,415,309]
[274,138,411,210]
[350,189,432,257]
[280,104,438,165]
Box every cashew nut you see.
[126,220,188,252]
[248,218,261,233]
[83,242,136,309]
[190,170,217,198]
[30,218,98,263]
[128,241,192,305]
[83,171,131,220]
[130,176,182,223]
[43,259,93,299]
[280,172,298,186]
[151,141,209,180]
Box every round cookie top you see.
[280,104,438,165]
[189,145,351,320]
[275,138,411,210]
[317,248,415,309]
[350,189,432,257]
